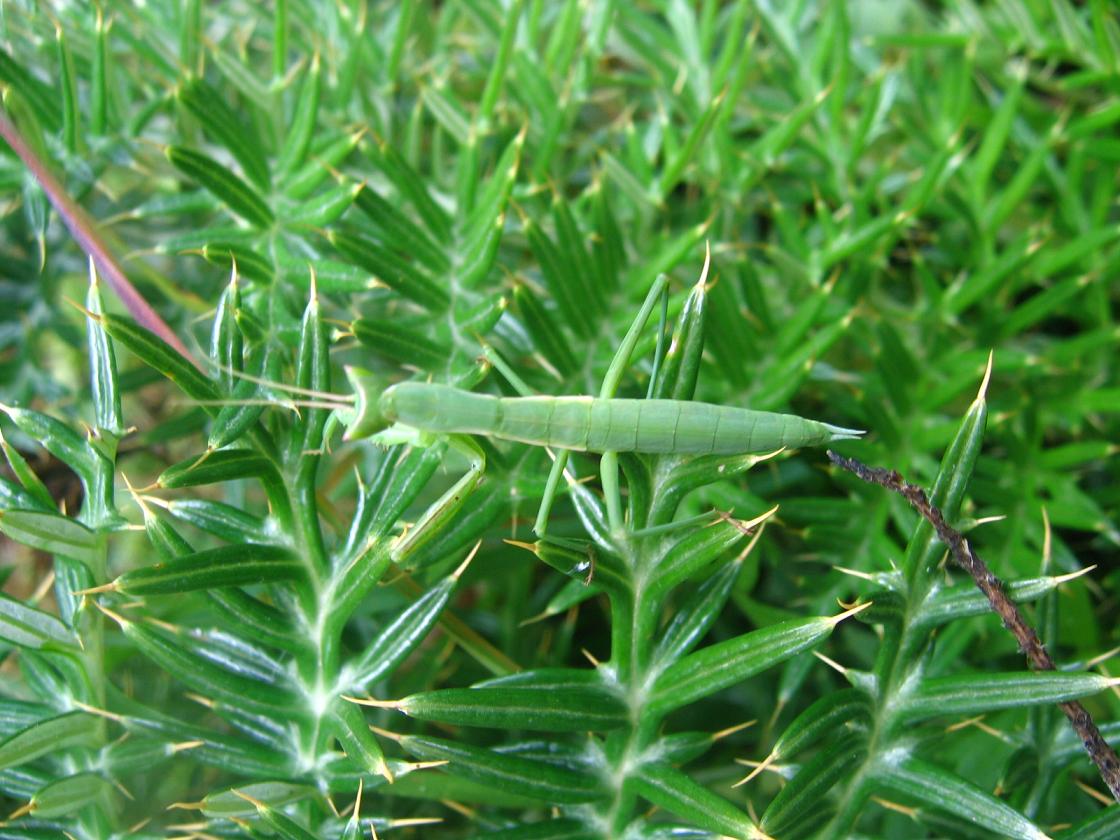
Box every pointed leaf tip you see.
[830,601,873,626]
[452,540,483,579]
[977,350,994,402]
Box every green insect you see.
[331,261,860,544]
[343,377,861,455]
[143,258,862,548]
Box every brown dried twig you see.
[828,450,1120,802]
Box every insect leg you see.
[391,434,486,567]
[646,281,670,399]
[533,449,570,538]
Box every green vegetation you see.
[0,1,1117,837]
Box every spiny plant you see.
[0,1,1118,838]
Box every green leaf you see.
[1056,803,1120,840]
[331,230,449,311]
[522,210,595,339]
[90,10,108,135]
[206,588,304,655]
[281,179,361,228]
[759,732,868,837]
[25,772,110,818]
[476,0,523,124]
[281,129,363,199]
[399,735,607,804]
[0,511,97,565]
[122,712,292,777]
[397,685,628,732]
[250,802,320,840]
[649,517,747,596]
[85,267,125,436]
[903,364,989,581]
[658,89,725,201]
[526,538,627,593]
[633,762,756,838]
[770,688,872,761]
[201,782,315,818]
[352,184,448,272]
[652,268,709,401]
[177,78,270,190]
[166,145,274,228]
[276,53,320,176]
[329,701,390,779]
[159,450,281,491]
[364,135,452,240]
[510,282,577,376]
[653,549,742,669]
[345,574,458,690]
[352,318,452,370]
[873,757,1049,840]
[55,25,79,153]
[650,613,846,715]
[0,712,98,772]
[897,671,1117,722]
[120,617,303,717]
[210,262,247,380]
[0,46,61,131]
[423,83,471,146]
[0,405,97,485]
[914,574,1081,629]
[0,434,56,511]
[164,498,270,544]
[113,544,304,595]
[102,314,220,406]
[460,129,523,254]
[199,242,274,285]
[276,254,376,294]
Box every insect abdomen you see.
[382,384,861,454]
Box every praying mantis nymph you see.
[341,373,863,454]
[124,254,863,546]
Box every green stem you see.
[604,558,664,836]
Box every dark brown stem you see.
[828,450,1120,802]
[0,107,199,368]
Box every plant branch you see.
[828,450,1120,802]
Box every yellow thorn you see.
[70,699,124,723]
[341,695,400,709]
[452,540,483,580]
[170,740,204,753]
[829,601,872,626]
[73,582,118,596]
[167,800,205,811]
[733,750,777,788]
[871,796,921,819]
[1073,777,1113,806]
[812,650,848,675]
[369,725,402,742]
[91,600,129,628]
[712,719,756,741]
[977,349,994,402]
[231,789,267,812]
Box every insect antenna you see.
[202,360,356,403]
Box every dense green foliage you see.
[0,1,1118,837]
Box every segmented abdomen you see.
[382,383,859,454]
